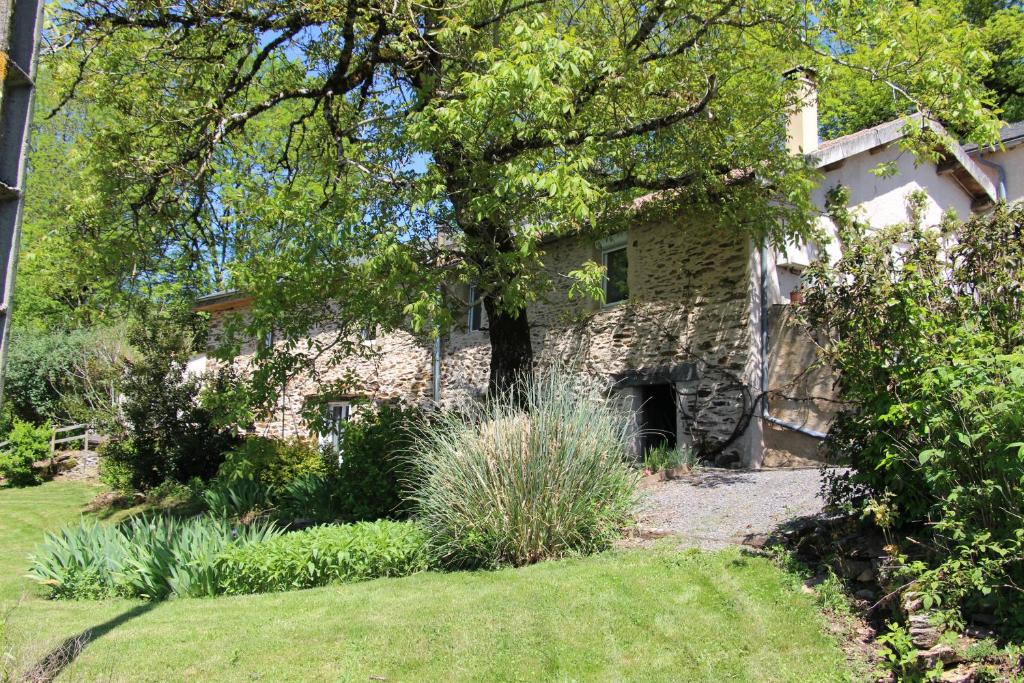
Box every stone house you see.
[194,77,1024,468]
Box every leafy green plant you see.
[275,472,338,523]
[101,324,239,491]
[330,402,421,521]
[643,444,695,473]
[201,478,270,519]
[408,365,639,568]
[804,201,1024,625]
[215,520,432,595]
[0,420,51,487]
[877,623,920,680]
[28,514,282,600]
[269,404,422,524]
[217,437,326,492]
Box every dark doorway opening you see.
[639,383,677,454]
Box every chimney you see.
[784,66,818,154]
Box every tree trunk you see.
[484,296,533,401]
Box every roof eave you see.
[812,115,997,208]
[192,290,252,313]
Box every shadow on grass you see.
[22,601,158,682]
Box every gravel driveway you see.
[633,467,839,551]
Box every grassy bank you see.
[1,481,853,682]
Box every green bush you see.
[217,437,326,491]
[803,199,1024,625]
[215,521,431,595]
[28,514,282,600]
[97,440,135,492]
[408,366,639,568]
[0,419,51,486]
[331,403,421,521]
[271,404,422,524]
[103,325,239,491]
[3,325,128,428]
[276,472,338,523]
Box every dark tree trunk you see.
[483,296,533,400]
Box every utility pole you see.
[0,0,44,408]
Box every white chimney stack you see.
[784,67,818,155]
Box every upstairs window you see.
[603,246,629,305]
[468,285,484,331]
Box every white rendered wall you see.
[771,143,980,303]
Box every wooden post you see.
[48,425,55,473]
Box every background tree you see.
[44,0,1002,403]
[819,0,1023,138]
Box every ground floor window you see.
[326,401,352,453]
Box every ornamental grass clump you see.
[409,366,639,568]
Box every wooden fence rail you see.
[0,423,100,455]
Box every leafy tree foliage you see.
[2,325,130,430]
[45,0,1001,401]
[819,0,1024,138]
[803,198,1024,627]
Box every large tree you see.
[46,0,1001,399]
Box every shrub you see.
[103,325,239,491]
[803,199,1024,625]
[215,521,431,595]
[276,472,338,523]
[3,325,129,428]
[217,437,326,491]
[331,403,421,521]
[28,514,282,600]
[408,366,639,568]
[97,440,135,492]
[0,420,50,486]
[271,404,422,524]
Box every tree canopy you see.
[42,0,1003,398]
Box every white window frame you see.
[468,285,484,332]
[325,401,352,454]
[600,234,629,306]
[359,323,376,345]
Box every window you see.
[468,285,484,331]
[326,402,351,453]
[603,246,629,305]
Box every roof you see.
[812,114,997,208]
[961,120,1024,154]
[193,289,251,312]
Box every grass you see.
[0,479,104,604]
[1,480,855,682]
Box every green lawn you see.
[1,481,855,682]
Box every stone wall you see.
[206,210,761,464]
[206,306,435,439]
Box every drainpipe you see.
[975,155,1007,202]
[759,242,827,440]
[432,334,442,404]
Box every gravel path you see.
[634,467,839,551]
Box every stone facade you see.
[204,208,763,465]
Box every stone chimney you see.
[784,66,818,154]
